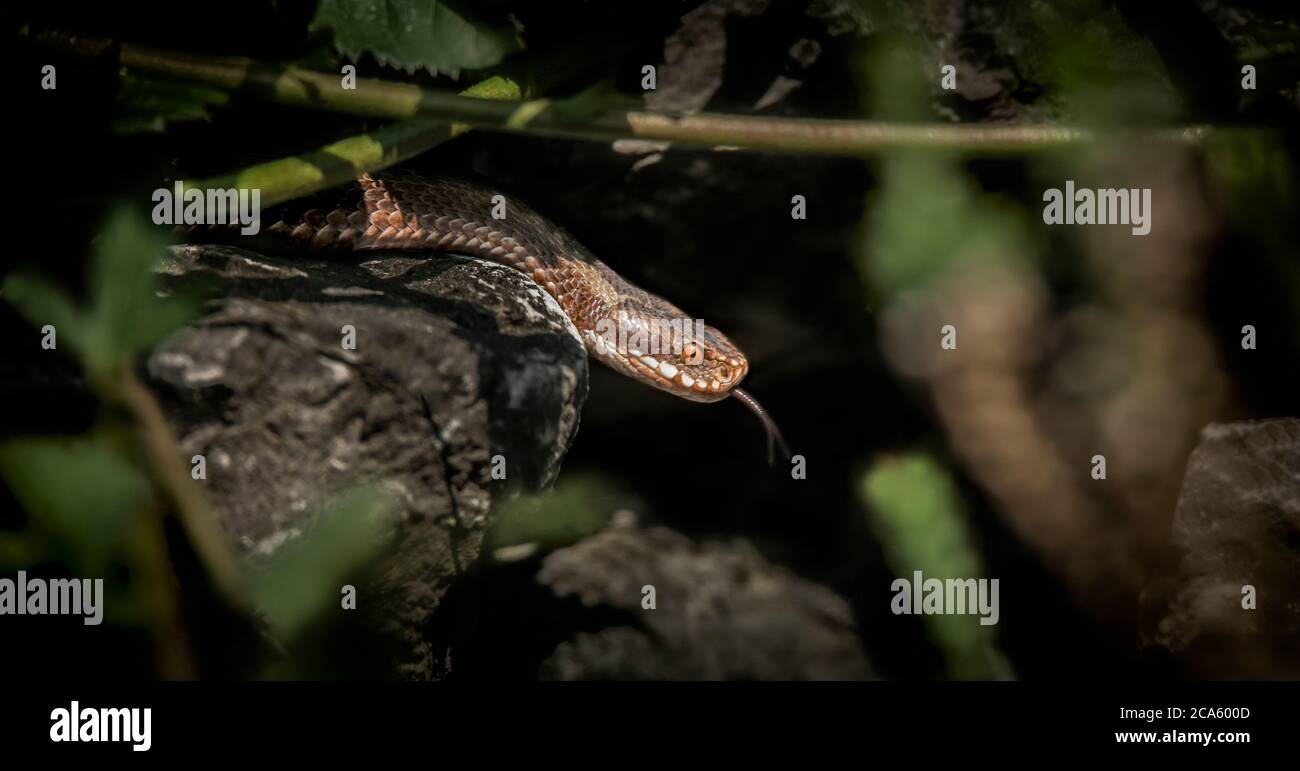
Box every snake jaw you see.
[582,329,784,463]
[583,324,749,402]
[593,342,790,464]
[606,350,741,402]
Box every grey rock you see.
[538,521,873,680]
[1139,418,1300,677]
[148,244,588,678]
[649,0,769,115]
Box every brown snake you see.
[222,170,789,461]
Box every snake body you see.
[263,171,751,402]
[210,170,787,458]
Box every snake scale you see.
[209,170,788,461]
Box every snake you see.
[223,170,789,462]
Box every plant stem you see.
[189,72,519,208]
[127,506,198,679]
[39,30,1214,157]
[118,366,247,613]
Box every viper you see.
[214,170,789,462]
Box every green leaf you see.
[860,149,1031,297]
[250,486,396,642]
[83,206,198,380]
[0,532,44,570]
[0,437,150,555]
[4,206,197,381]
[112,73,230,134]
[1000,0,1182,125]
[2,273,86,360]
[486,473,618,552]
[859,453,1012,680]
[311,0,522,77]
[855,42,1032,299]
[460,74,521,101]
[861,454,982,579]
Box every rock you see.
[1139,418,1300,677]
[148,244,588,678]
[537,519,873,680]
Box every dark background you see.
[5,0,1299,681]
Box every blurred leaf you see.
[859,37,928,124]
[860,452,1012,680]
[861,150,1030,297]
[112,73,230,134]
[0,437,150,558]
[856,42,1032,300]
[1205,132,1297,225]
[0,532,44,570]
[486,473,619,552]
[4,206,197,382]
[1002,0,1181,124]
[250,486,396,642]
[311,0,522,77]
[1,273,86,360]
[1203,133,1300,328]
[83,206,197,381]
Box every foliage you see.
[311,0,522,77]
[251,486,396,643]
[0,205,392,675]
[112,74,230,134]
[856,42,1032,299]
[9,0,1299,682]
[860,453,1012,680]
[3,206,196,385]
[486,474,621,553]
[0,437,150,572]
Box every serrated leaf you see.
[311,0,522,77]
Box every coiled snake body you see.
[241,171,788,460]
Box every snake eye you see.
[682,342,702,365]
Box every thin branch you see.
[38,30,1215,156]
[126,505,198,679]
[118,366,247,613]
[185,41,596,207]
[190,118,450,209]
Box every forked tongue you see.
[730,388,791,466]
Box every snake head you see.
[588,312,748,403]
[587,309,789,465]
